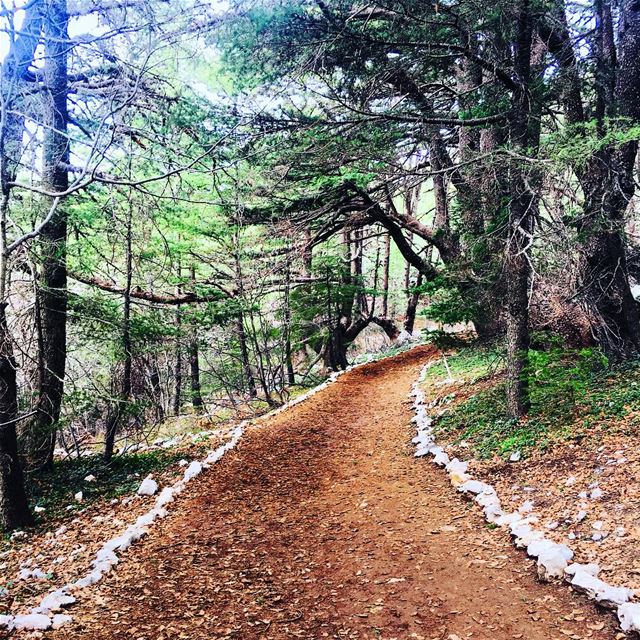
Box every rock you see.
[618,602,640,633]
[565,476,577,486]
[459,480,494,496]
[537,550,569,581]
[84,474,96,482]
[431,448,450,467]
[74,491,83,502]
[512,525,545,549]
[446,459,470,486]
[0,615,13,629]
[155,487,175,508]
[184,460,202,481]
[570,570,633,608]
[527,538,573,561]
[518,500,535,514]
[34,506,46,513]
[137,476,158,496]
[590,487,603,499]
[565,562,600,577]
[52,614,72,630]
[509,450,522,462]
[34,588,76,614]
[576,510,587,522]
[12,614,52,631]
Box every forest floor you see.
[20,344,618,640]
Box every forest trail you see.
[53,346,615,640]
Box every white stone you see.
[537,549,569,581]
[52,614,72,630]
[35,588,75,614]
[0,615,13,629]
[459,480,493,495]
[12,614,52,630]
[155,487,175,508]
[84,474,96,482]
[136,476,158,496]
[509,450,521,462]
[618,602,640,633]
[518,500,534,514]
[183,460,202,481]
[74,491,83,502]
[576,510,587,522]
[431,448,450,467]
[570,570,633,609]
[34,506,46,513]
[565,476,577,486]
[565,562,599,577]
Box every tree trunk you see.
[381,232,391,317]
[404,272,423,334]
[577,0,640,360]
[0,0,43,529]
[104,202,133,462]
[188,337,203,413]
[172,305,182,415]
[28,0,69,470]
[505,0,534,418]
[0,306,32,531]
[237,312,257,398]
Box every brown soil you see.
[44,346,616,640]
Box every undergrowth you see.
[24,449,188,527]
[427,342,640,459]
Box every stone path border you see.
[409,360,640,636]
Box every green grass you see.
[428,344,640,459]
[22,450,187,528]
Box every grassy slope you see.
[425,343,640,459]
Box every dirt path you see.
[51,346,616,640]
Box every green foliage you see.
[26,451,185,523]
[430,345,619,459]
[420,275,478,325]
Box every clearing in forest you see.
[51,347,615,639]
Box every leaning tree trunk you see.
[28,0,69,470]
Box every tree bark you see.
[505,0,535,418]
[0,306,33,531]
[28,0,69,470]
[0,0,43,529]
[404,272,423,334]
[104,201,133,462]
